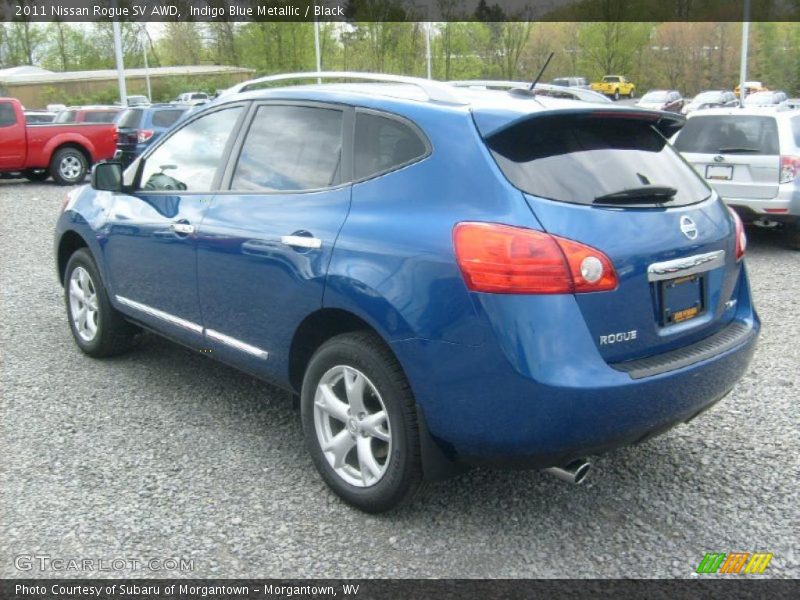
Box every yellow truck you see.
[590,75,636,100]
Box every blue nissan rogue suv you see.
[55,72,759,512]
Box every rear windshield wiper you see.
[717,147,761,154]
[593,185,677,204]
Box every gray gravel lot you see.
[1,181,798,579]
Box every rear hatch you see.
[115,108,144,149]
[673,113,780,200]
[481,109,742,363]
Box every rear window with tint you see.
[151,109,185,128]
[487,116,710,207]
[674,115,779,155]
[116,109,143,129]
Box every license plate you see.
[661,274,704,325]
[705,164,733,180]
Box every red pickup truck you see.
[0,97,117,185]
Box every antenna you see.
[530,52,555,91]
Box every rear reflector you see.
[728,207,746,261]
[764,208,788,214]
[453,222,618,294]
[780,155,800,184]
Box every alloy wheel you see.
[313,365,392,487]
[69,266,99,342]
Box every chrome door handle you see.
[280,235,322,249]
[170,223,195,235]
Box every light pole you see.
[112,20,127,106]
[738,0,751,107]
[314,21,321,83]
[142,25,152,101]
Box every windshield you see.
[487,115,710,208]
[190,93,208,100]
[552,78,570,86]
[603,77,620,83]
[641,92,668,102]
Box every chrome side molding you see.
[116,296,203,334]
[647,250,726,282]
[206,329,269,360]
[115,296,268,360]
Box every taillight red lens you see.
[780,155,800,184]
[137,129,154,144]
[453,222,618,294]
[728,207,746,261]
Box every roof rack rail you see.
[448,80,528,90]
[221,71,466,105]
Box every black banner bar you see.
[1,579,799,600]
[1,0,800,23]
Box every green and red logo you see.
[696,552,773,574]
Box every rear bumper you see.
[391,270,759,469]
[723,184,800,222]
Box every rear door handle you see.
[280,235,322,249]
[171,222,195,235]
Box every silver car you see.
[673,107,800,249]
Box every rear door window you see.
[151,109,186,128]
[674,115,779,155]
[354,112,428,180]
[231,105,343,192]
[487,115,710,207]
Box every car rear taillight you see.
[779,155,800,184]
[728,207,746,261]
[453,222,618,294]
[137,129,154,144]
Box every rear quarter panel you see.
[324,107,539,347]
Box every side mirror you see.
[91,161,123,192]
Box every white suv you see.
[674,107,800,249]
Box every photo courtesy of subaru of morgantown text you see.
[54,72,759,513]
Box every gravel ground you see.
[1,181,798,579]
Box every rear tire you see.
[301,331,422,513]
[51,147,88,186]
[64,248,138,357]
[613,90,620,101]
[24,169,49,182]
[629,89,635,99]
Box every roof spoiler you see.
[477,107,686,139]
[219,71,466,105]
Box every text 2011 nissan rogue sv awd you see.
[55,73,759,512]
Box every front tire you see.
[64,248,138,357]
[301,331,422,513]
[613,90,620,101]
[51,148,88,186]
[629,89,635,99]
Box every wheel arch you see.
[51,142,92,169]
[289,307,459,481]
[56,229,90,285]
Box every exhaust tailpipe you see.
[543,459,591,484]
